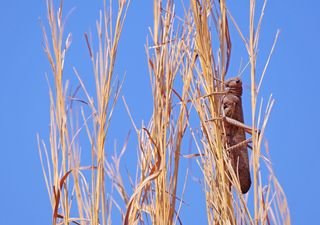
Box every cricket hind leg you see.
[223,116,260,135]
[207,116,260,135]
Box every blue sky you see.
[0,0,319,224]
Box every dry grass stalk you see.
[39,0,130,224]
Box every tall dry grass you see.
[38,0,290,225]
[188,0,290,224]
[122,1,193,224]
[38,0,130,224]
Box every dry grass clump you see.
[38,0,290,224]
[122,1,193,224]
[187,0,290,224]
[38,0,130,224]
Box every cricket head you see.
[225,77,243,96]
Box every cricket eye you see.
[236,79,240,83]
[223,103,229,110]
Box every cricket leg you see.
[207,116,260,135]
[223,116,260,135]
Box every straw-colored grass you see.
[187,0,290,224]
[122,1,193,224]
[38,0,290,224]
[38,0,130,224]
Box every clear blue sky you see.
[0,0,319,224]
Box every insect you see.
[221,77,253,194]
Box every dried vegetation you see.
[38,0,290,224]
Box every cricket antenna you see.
[237,59,251,78]
[214,77,224,83]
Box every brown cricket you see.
[221,77,252,194]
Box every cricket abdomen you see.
[227,127,252,194]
